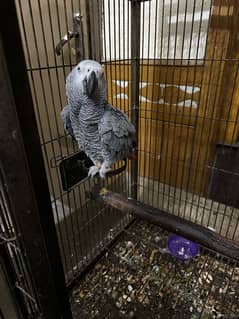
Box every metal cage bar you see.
[1,0,239,317]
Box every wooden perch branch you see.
[88,188,239,262]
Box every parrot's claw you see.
[99,166,111,178]
[88,165,100,178]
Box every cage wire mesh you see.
[15,0,132,286]
[7,0,239,317]
[0,170,39,317]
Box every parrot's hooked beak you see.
[85,70,98,96]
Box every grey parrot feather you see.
[99,104,136,162]
[61,105,76,140]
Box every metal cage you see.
[0,0,239,318]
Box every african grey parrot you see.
[61,60,136,178]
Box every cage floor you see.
[70,219,239,319]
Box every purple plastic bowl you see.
[167,234,200,261]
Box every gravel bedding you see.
[71,220,239,319]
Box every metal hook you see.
[55,13,83,60]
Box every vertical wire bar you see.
[169,0,188,214]
[159,0,174,210]
[94,0,105,252]
[72,0,83,62]
[103,0,116,249]
[173,3,198,215]
[148,0,160,206]
[163,0,180,211]
[42,0,82,277]
[192,0,230,228]
[111,0,121,222]
[170,0,192,216]
[191,1,224,226]
[117,0,123,196]
[127,0,131,196]
[146,1,152,204]
[122,0,126,116]
[163,0,175,211]
[130,0,140,200]
[89,0,101,253]
[63,0,73,68]
[117,0,126,224]
[185,0,206,222]
[102,0,109,65]
[108,0,113,118]
[103,0,116,243]
[212,5,239,236]
[17,0,70,274]
[141,1,151,204]
[78,0,86,59]
[104,0,113,235]
[100,0,109,248]
[97,0,103,63]
[54,0,75,154]
[203,35,232,231]
[128,1,133,220]
[176,0,197,219]
[187,0,214,221]
[67,0,86,268]
[176,0,217,220]
[201,2,232,230]
[156,0,166,208]
[46,0,72,153]
[122,0,128,199]
[138,1,145,201]
[113,0,123,227]
[89,1,95,60]
[37,0,76,273]
[37,0,81,274]
[75,1,98,269]
[90,1,97,60]
[112,0,118,201]
[85,1,101,267]
[26,0,75,276]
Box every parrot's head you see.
[66,60,106,103]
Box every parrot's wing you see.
[61,105,75,140]
[99,104,136,158]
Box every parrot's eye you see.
[88,69,90,72]
[77,67,80,71]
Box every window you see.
[103,0,212,61]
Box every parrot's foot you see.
[99,162,112,178]
[88,165,100,178]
